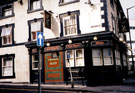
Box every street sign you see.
[37,32,44,47]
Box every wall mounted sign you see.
[91,40,112,46]
[66,43,82,50]
[44,46,62,52]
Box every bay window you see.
[65,49,84,67]
[92,48,113,66]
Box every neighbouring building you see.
[0,0,129,85]
[126,19,135,70]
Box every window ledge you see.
[0,75,15,79]
[0,14,15,20]
[27,7,44,14]
[59,0,80,6]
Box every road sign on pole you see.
[37,32,44,47]
[37,32,44,93]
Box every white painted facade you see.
[0,0,126,83]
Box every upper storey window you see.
[28,0,43,13]
[59,0,79,6]
[63,15,77,36]
[59,10,80,37]
[28,18,43,41]
[0,3,14,19]
[0,24,14,46]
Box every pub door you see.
[44,52,64,83]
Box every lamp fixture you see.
[119,37,123,42]
[85,0,94,6]
[68,39,72,44]
[93,36,98,41]
[46,42,50,47]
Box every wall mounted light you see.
[119,37,123,42]
[93,36,98,41]
[68,39,72,44]
[46,42,50,47]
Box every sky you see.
[120,0,135,20]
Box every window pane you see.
[31,21,41,32]
[92,49,101,57]
[32,55,39,70]
[3,67,13,76]
[4,8,12,16]
[103,48,112,57]
[76,49,82,57]
[104,58,112,65]
[103,48,113,65]
[31,0,40,10]
[63,15,77,36]
[1,26,12,36]
[2,57,13,76]
[92,49,102,66]
[93,58,102,66]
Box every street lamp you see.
[127,5,135,69]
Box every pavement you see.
[0,78,135,93]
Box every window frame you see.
[59,10,80,37]
[115,50,121,66]
[59,0,80,6]
[92,48,113,66]
[65,49,84,67]
[27,0,43,13]
[28,18,43,41]
[0,54,15,79]
[0,24,15,46]
[0,3,14,19]
[32,54,39,70]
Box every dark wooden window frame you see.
[0,3,15,19]
[59,10,81,37]
[27,0,43,13]
[0,23,15,47]
[28,18,44,41]
[59,0,80,6]
[0,54,15,79]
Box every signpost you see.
[67,51,74,88]
[37,32,44,93]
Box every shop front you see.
[25,32,129,85]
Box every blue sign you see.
[37,32,44,47]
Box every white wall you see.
[0,45,29,83]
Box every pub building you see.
[0,0,129,86]
[26,31,129,85]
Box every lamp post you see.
[127,5,135,69]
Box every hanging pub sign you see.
[91,40,112,46]
[66,43,82,50]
